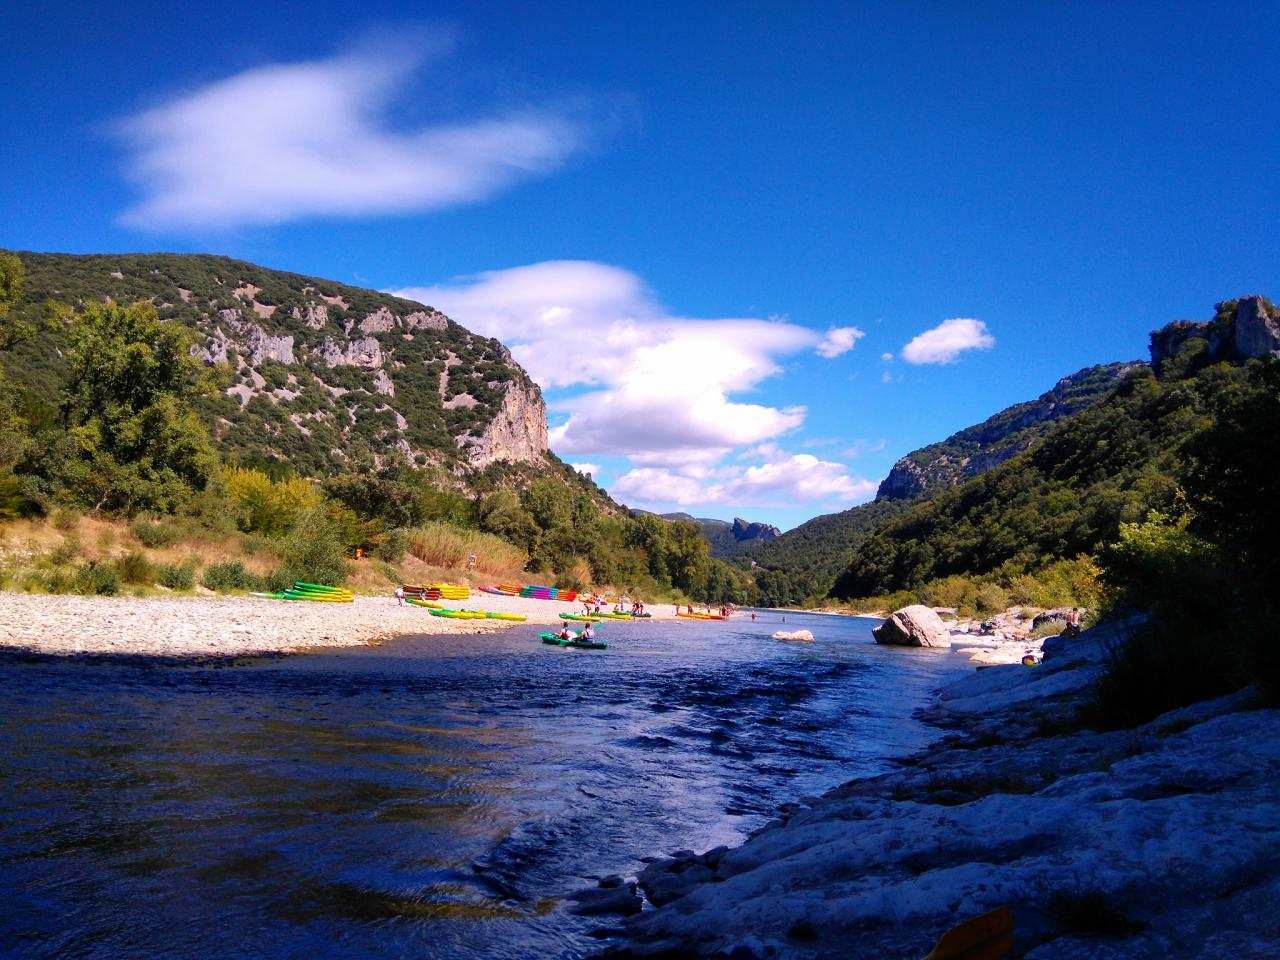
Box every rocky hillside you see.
[1149,294,1280,372]
[877,361,1143,500]
[632,511,781,558]
[6,253,548,477]
[741,363,1141,598]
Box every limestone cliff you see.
[1149,295,1280,371]
[9,252,551,474]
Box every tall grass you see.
[404,523,526,578]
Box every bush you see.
[50,535,81,565]
[974,582,1010,615]
[201,561,257,592]
[74,562,120,596]
[51,508,81,532]
[371,527,408,564]
[115,550,155,584]
[130,517,179,548]
[277,510,348,586]
[156,562,195,590]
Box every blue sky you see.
[2,1,1276,529]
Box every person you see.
[750,611,756,622]
[394,586,404,606]
[466,553,477,571]
[1065,607,1082,638]
[580,623,595,641]
[558,624,572,641]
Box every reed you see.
[404,523,527,577]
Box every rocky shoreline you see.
[587,618,1280,958]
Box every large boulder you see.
[873,605,952,647]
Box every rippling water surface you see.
[0,611,969,959]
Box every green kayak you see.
[538,631,607,649]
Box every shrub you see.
[130,517,179,548]
[156,562,195,590]
[371,527,408,564]
[50,535,81,565]
[51,508,81,532]
[74,562,120,596]
[974,583,1010,615]
[115,550,155,585]
[201,561,256,592]
[277,510,348,586]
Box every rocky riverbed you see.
[595,619,1280,958]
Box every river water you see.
[0,611,970,959]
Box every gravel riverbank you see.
[0,590,688,658]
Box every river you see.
[0,610,970,959]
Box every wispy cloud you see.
[815,326,865,358]
[393,260,816,466]
[116,34,592,229]
[570,462,602,479]
[901,317,995,365]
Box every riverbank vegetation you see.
[0,253,755,603]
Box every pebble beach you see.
[0,590,687,658]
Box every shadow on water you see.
[0,612,969,959]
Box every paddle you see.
[922,906,1013,960]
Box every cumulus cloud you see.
[815,326,865,358]
[901,317,995,365]
[612,450,876,509]
[570,463,602,478]
[393,260,816,464]
[116,36,590,229]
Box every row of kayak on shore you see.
[251,582,352,602]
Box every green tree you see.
[38,301,218,513]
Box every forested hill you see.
[5,252,549,478]
[876,362,1144,500]
[630,510,781,559]
[832,295,1280,604]
[739,362,1142,599]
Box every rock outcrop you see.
[732,517,781,542]
[872,604,951,647]
[456,379,549,467]
[1150,295,1280,370]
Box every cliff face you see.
[10,253,550,473]
[1149,295,1280,370]
[877,361,1144,501]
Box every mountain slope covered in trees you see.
[4,252,548,477]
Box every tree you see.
[38,301,218,513]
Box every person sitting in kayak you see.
[579,624,595,641]
[558,624,572,641]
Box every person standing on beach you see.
[395,586,404,606]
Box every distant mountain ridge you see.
[877,362,1144,500]
[6,252,549,477]
[742,361,1147,598]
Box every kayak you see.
[480,586,517,596]
[559,613,603,622]
[485,612,527,622]
[405,597,442,608]
[676,612,724,620]
[538,632,606,649]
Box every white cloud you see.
[392,260,816,462]
[815,326,865,358]
[881,352,894,362]
[901,317,995,365]
[570,463,602,479]
[612,451,876,510]
[117,36,590,229]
